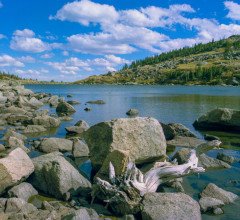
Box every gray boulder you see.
[0,148,34,194]
[8,182,38,201]
[199,154,231,169]
[56,101,76,115]
[0,144,6,152]
[23,125,47,134]
[48,95,59,107]
[199,197,224,212]
[5,136,30,153]
[31,152,91,200]
[32,115,60,128]
[72,139,89,157]
[217,152,235,164]
[62,208,99,220]
[126,108,139,116]
[201,183,238,204]
[3,129,27,142]
[84,117,166,170]
[38,137,73,153]
[5,197,37,214]
[141,193,201,220]
[193,108,240,131]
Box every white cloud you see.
[62,51,69,56]
[10,29,50,53]
[67,33,136,54]
[46,55,130,75]
[10,29,62,53]
[0,1,3,8]
[18,56,36,63]
[50,0,119,26]
[0,55,24,67]
[41,53,54,59]
[224,1,240,20]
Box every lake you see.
[25,84,240,220]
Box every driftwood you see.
[92,141,221,215]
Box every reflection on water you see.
[23,84,240,219]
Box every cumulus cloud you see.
[10,29,62,53]
[50,0,119,26]
[0,55,24,67]
[10,29,50,53]
[224,1,240,20]
[41,53,54,59]
[18,56,36,63]
[46,55,130,75]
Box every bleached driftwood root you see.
[92,149,206,215]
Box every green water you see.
[23,84,240,219]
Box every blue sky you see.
[0,0,240,82]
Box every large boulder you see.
[141,193,201,220]
[0,148,34,194]
[193,108,240,131]
[200,183,238,204]
[48,95,59,107]
[199,197,224,213]
[37,138,73,153]
[84,117,166,170]
[56,101,76,115]
[32,115,60,128]
[8,182,38,201]
[30,152,91,200]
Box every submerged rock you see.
[86,100,105,104]
[84,117,166,170]
[31,152,91,200]
[141,193,201,220]
[167,136,205,148]
[201,183,238,204]
[193,108,240,131]
[0,148,34,194]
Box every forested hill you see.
[75,35,240,85]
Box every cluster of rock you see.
[0,82,239,219]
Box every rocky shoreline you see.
[0,81,239,220]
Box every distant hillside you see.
[75,35,240,85]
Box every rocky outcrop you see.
[193,108,240,131]
[84,117,166,170]
[141,193,201,220]
[0,148,34,194]
[37,138,73,153]
[30,152,91,200]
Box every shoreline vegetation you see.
[74,35,240,86]
[0,81,239,219]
